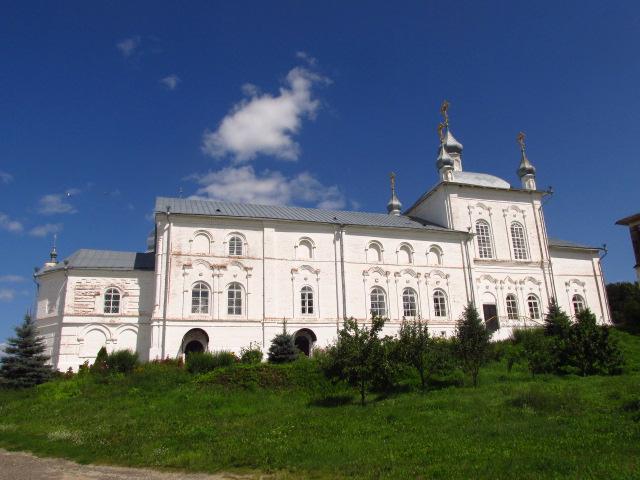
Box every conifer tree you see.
[0,314,52,388]
[267,321,299,363]
[455,303,490,387]
[543,298,572,337]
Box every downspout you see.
[333,226,340,331]
[595,245,612,324]
[536,189,557,302]
[339,225,347,320]
[262,225,266,348]
[463,231,476,306]
[161,206,172,359]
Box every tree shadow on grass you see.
[308,394,354,407]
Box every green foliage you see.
[426,337,457,378]
[568,309,624,376]
[397,318,430,388]
[321,316,389,405]
[455,303,490,386]
[240,342,263,364]
[607,282,640,333]
[513,328,555,375]
[267,322,299,364]
[90,347,109,375]
[0,314,52,388]
[105,350,139,374]
[543,298,572,338]
[186,351,238,374]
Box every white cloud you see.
[37,190,79,215]
[202,66,328,163]
[189,165,345,209]
[160,74,180,90]
[117,36,141,57]
[0,171,13,184]
[0,288,15,301]
[0,275,25,283]
[29,223,62,237]
[295,51,318,66]
[0,213,23,233]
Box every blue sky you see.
[1,1,639,343]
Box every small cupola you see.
[516,131,537,190]
[44,234,59,268]
[386,172,402,215]
[436,122,454,182]
[438,100,464,171]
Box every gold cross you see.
[440,100,449,127]
[517,131,526,150]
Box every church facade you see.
[34,114,611,372]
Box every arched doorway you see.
[481,292,499,334]
[181,328,209,356]
[293,328,317,357]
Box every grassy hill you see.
[0,329,639,479]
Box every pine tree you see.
[267,321,299,363]
[0,314,52,388]
[543,298,571,337]
[455,303,490,387]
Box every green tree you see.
[0,314,52,388]
[455,303,490,387]
[543,298,572,337]
[569,308,624,376]
[607,282,640,334]
[267,322,298,364]
[90,346,109,374]
[397,318,430,389]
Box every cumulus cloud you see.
[189,166,345,209]
[116,36,141,57]
[295,51,318,66]
[0,288,15,301]
[160,74,180,90]
[202,66,328,163]
[0,275,24,283]
[29,223,63,237]
[0,213,23,233]
[0,171,13,184]
[37,189,79,215]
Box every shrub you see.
[105,349,139,374]
[268,323,298,364]
[455,304,490,387]
[568,309,624,376]
[515,328,555,375]
[186,351,238,374]
[426,337,457,378]
[607,282,640,334]
[240,342,263,364]
[397,318,430,389]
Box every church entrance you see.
[181,328,209,357]
[483,304,499,334]
[293,329,317,357]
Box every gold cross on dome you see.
[440,100,449,127]
[517,131,526,150]
[390,172,396,191]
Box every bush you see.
[568,309,624,376]
[607,282,640,334]
[90,347,109,375]
[514,328,555,375]
[268,323,299,364]
[455,304,490,387]
[426,337,457,378]
[105,350,139,374]
[396,318,430,389]
[186,351,238,374]
[240,342,263,364]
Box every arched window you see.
[433,289,447,317]
[427,246,442,266]
[572,294,585,315]
[104,288,121,314]
[402,288,418,318]
[301,286,314,314]
[367,242,383,263]
[397,244,413,264]
[370,287,387,317]
[298,238,313,260]
[227,282,243,315]
[191,282,210,314]
[527,294,541,320]
[192,232,210,255]
[228,236,243,256]
[506,294,519,320]
[475,220,493,259]
[510,222,529,260]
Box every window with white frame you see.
[510,222,529,260]
[506,294,519,320]
[402,287,418,318]
[475,220,494,259]
[228,236,243,256]
[191,281,210,314]
[227,282,243,315]
[370,287,387,317]
[301,286,314,314]
[527,294,541,319]
[433,289,447,317]
[572,294,585,315]
[104,288,121,314]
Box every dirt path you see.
[0,449,268,480]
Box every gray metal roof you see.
[38,249,155,275]
[155,197,454,232]
[548,237,600,250]
[451,171,512,189]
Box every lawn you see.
[0,329,639,479]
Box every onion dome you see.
[436,143,454,171]
[444,130,463,154]
[516,132,536,178]
[387,172,402,215]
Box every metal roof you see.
[547,237,600,250]
[155,197,455,232]
[616,212,640,226]
[38,249,155,275]
[451,171,512,189]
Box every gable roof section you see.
[155,197,455,232]
[547,237,600,251]
[37,249,155,275]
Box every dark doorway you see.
[483,304,499,334]
[295,335,310,356]
[184,340,204,355]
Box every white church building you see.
[34,111,611,372]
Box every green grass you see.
[1,330,639,479]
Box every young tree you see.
[267,321,299,363]
[606,282,640,334]
[455,303,490,387]
[397,318,430,389]
[543,298,572,337]
[324,316,387,406]
[0,314,52,388]
[569,308,623,376]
